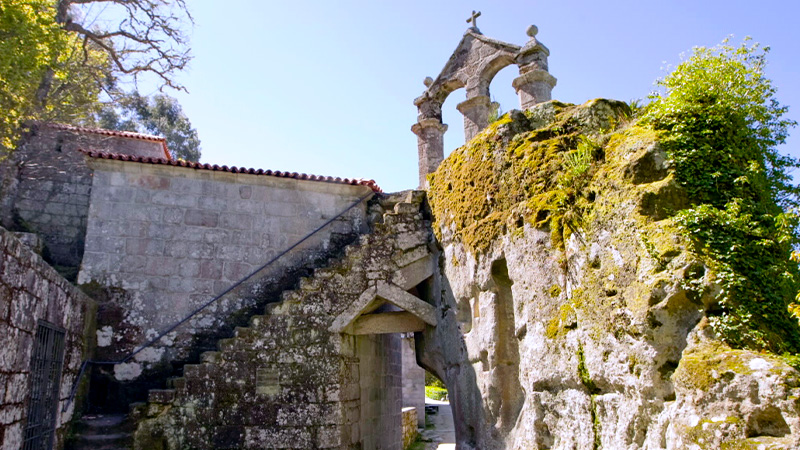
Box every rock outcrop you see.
[419,99,800,449]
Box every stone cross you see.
[466,10,481,29]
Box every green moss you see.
[427,99,629,255]
[547,284,561,298]
[673,341,755,391]
[683,416,746,449]
[577,342,599,394]
[545,299,575,339]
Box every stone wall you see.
[78,157,374,387]
[401,333,425,427]
[130,191,433,449]
[401,407,418,449]
[0,227,95,450]
[1,124,167,278]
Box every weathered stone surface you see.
[131,192,434,449]
[0,226,96,450]
[418,99,800,449]
[78,157,375,387]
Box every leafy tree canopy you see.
[0,0,104,153]
[96,92,201,162]
[0,0,192,156]
[644,39,800,355]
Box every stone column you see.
[411,118,448,189]
[456,95,492,142]
[513,25,557,110]
[513,71,557,110]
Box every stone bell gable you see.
[413,22,557,187]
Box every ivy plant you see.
[644,39,800,354]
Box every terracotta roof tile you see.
[81,150,382,193]
[43,122,171,161]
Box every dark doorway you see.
[22,320,66,450]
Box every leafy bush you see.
[425,386,448,401]
[424,370,446,389]
[644,39,800,353]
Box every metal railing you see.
[63,191,376,412]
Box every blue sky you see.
[138,1,800,193]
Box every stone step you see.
[148,389,175,404]
[394,201,420,214]
[72,414,128,436]
[298,277,318,291]
[200,350,221,363]
[67,413,132,450]
[69,432,132,450]
[166,376,186,390]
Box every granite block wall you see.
[401,333,426,427]
[2,124,167,278]
[79,158,373,383]
[0,227,95,450]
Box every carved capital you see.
[512,70,557,91]
[456,95,491,115]
[411,118,448,137]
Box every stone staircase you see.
[66,414,133,450]
[73,191,435,449]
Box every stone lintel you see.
[329,285,377,332]
[411,118,448,136]
[376,282,437,326]
[350,312,426,335]
[329,281,437,333]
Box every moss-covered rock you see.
[423,98,800,449]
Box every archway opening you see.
[441,87,467,158]
[488,64,522,120]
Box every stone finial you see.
[513,24,556,110]
[423,77,434,88]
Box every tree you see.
[53,0,192,92]
[0,0,192,155]
[0,0,104,154]
[97,92,201,161]
[644,39,800,354]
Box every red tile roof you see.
[81,150,383,193]
[43,122,171,161]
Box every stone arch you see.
[412,24,557,187]
[475,53,516,99]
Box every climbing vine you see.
[644,39,800,354]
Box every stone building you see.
[4,18,796,450]
[0,20,560,450]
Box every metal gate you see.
[22,320,66,450]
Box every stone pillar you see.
[513,71,557,109]
[456,95,492,142]
[513,25,557,110]
[401,333,426,427]
[411,118,448,189]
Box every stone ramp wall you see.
[0,227,95,450]
[132,192,431,449]
[79,158,375,386]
